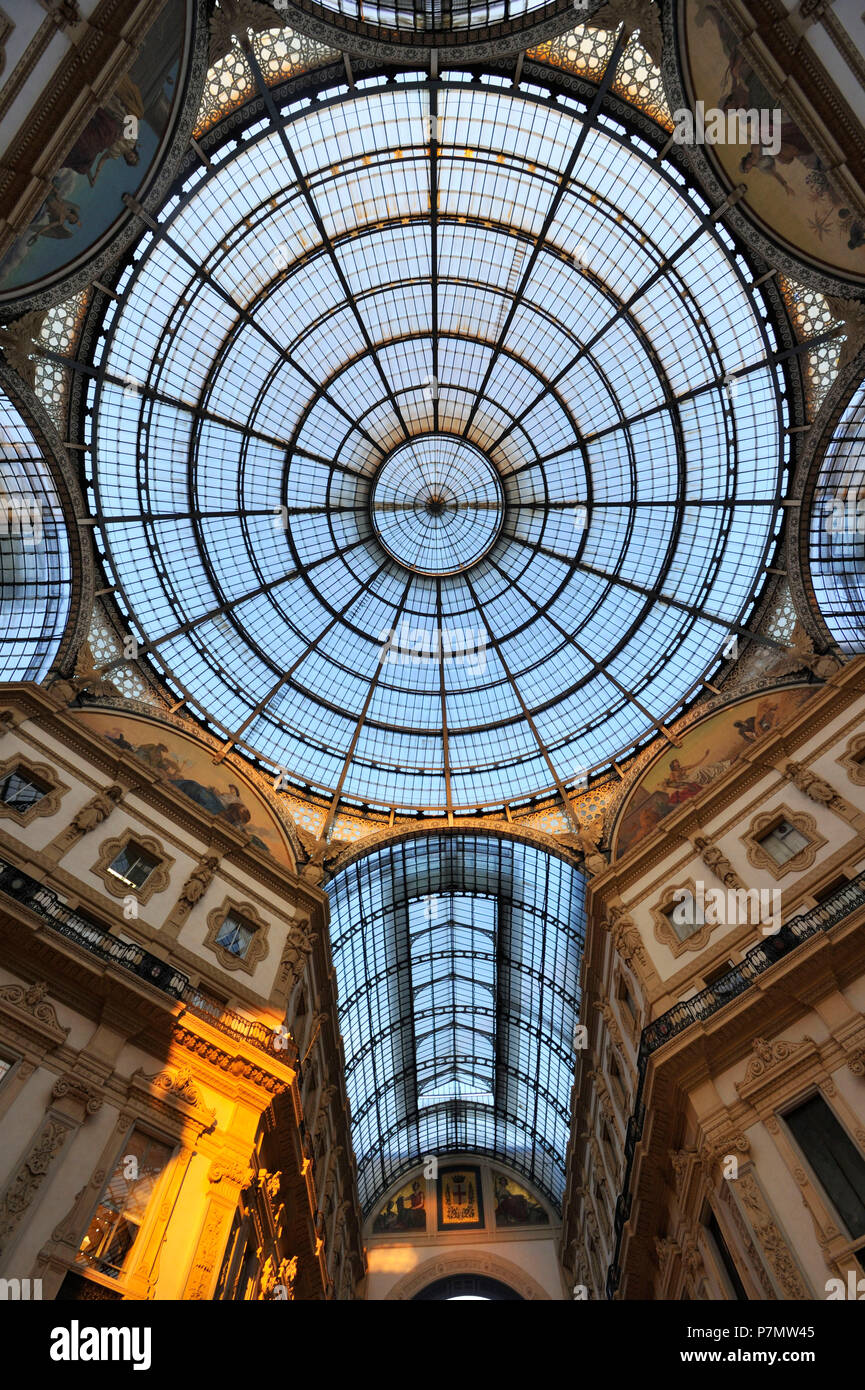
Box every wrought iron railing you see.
[604,869,865,1299]
[0,858,293,1060]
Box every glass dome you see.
[88,69,788,815]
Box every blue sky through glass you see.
[89,71,786,814]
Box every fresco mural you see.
[372,1176,428,1234]
[492,1171,549,1227]
[73,710,292,866]
[613,684,817,857]
[0,0,192,302]
[682,3,865,282]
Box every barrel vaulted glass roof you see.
[0,387,72,682]
[87,58,789,816]
[326,833,585,1212]
[808,376,865,653]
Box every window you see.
[705,1208,748,1300]
[78,1130,173,1277]
[107,841,160,890]
[0,1058,11,1087]
[757,819,810,866]
[812,876,850,905]
[617,975,639,1027]
[0,766,50,814]
[664,889,705,943]
[784,1094,865,1239]
[703,960,736,989]
[607,1052,625,1108]
[216,912,256,960]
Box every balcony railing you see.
[642,872,865,1055]
[0,859,293,1061]
[604,869,865,1299]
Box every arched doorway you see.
[412,1274,523,1301]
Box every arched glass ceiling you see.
[808,375,865,653]
[326,833,585,1212]
[88,64,788,816]
[0,387,72,682]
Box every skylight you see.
[326,832,586,1212]
[88,65,786,815]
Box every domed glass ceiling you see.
[88,62,788,816]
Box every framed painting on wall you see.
[437,1165,484,1231]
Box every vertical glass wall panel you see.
[326,832,586,1213]
[809,377,865,653]
[785,1093,865,1239]
[0,388,71,682]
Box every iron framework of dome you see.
[84,54,793,819]
[326,832,586,1211]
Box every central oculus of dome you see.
[370,435,505,576]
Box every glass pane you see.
[108,842,158,888]
[0,768,48,812]
[786,1094,865,1239]
[78,1131,173,1277]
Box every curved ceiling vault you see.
[85,62,791,821]
[326,832,586,1212]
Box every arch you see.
[384,1249,552,1300]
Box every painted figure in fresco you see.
[660,751,714,805]
[694,0,865,253]
[61,77,144,187]
[494,1173,548,1225]
[26,187,81,244]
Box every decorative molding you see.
[0,1115,75,1256]
[691,835,744,890]
[130,1064,216,1126]
[51,1072,103,1116]
[170,1023,290,1093]
[0,980,67,1036]
[383,1246,553,1300]
[740,1035,814,1086]
[208,1156,252,1188]
[838,734,865,788]
[742,805,826,880]
[782,761,854,818]
[184,1201,232,1300]
[734,1169,812,1299]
